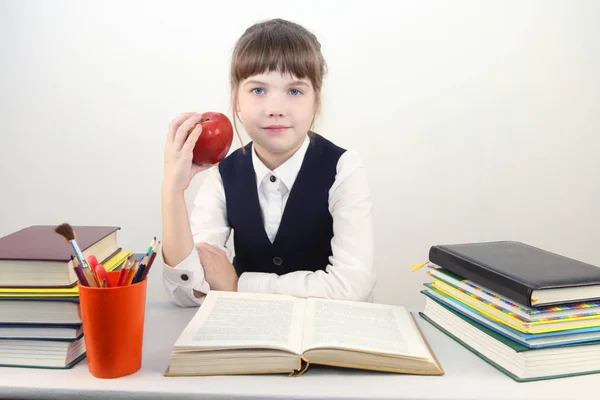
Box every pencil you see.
[73,265,89,286]
[116,265,129,286]
[146,237,156,256]
[83,268,98,288]
[132,264,146,284]
[141,251,157,280]
[125,258,138,285]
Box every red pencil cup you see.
[78,271,147,378]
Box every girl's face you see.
[236,70,316,159]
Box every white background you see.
[1,0,599,310]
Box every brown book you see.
[0,225,120,288]
[165,291,444,377]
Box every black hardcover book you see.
[428,241,600,308]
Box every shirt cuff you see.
[162,247,210,305]
[237,272,276,294]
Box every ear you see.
[314,98,321,116]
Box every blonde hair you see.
[230,18,327,147]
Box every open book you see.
[165,291,444,376]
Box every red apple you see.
[190,112,234,166]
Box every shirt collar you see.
[251,135,310,191]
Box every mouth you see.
[263,125,289,133]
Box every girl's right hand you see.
[163,112,213,194]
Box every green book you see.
[420,291,600,382]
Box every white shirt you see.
[161,135,375,307]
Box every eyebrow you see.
[243,80,268,88]
[289,80,310,88]
[243,79,310,88]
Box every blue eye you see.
[251,88,265,95]
[288,88,302,96]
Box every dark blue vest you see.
[218,133,346,276]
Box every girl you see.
[161,18,375,307]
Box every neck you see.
[254,140,304,170]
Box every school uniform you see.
[162,133,374,307]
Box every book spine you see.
[428,246,534,308]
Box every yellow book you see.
[0,286,80,297]
[164,291,444,377]
[102,249,131,271]
[429,279,600,333]
[0,250,131,297]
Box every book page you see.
[173,291,305,354]
[302,298,431,359]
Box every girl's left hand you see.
[197,243,238,292]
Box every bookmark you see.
[410,262,429,272]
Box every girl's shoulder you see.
[217,142,253,174]
[310,133,366,169]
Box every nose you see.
[265,105,286,118]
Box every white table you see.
[0,273,597,400]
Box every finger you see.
[197,244,216,264]
[197,246,211,263]
[203,252,216,269]
[198,242,218,252]
[167,112,198,142]
[197,247,206,262]
[211,245,229,260]
[197,242,212,252]
[182,123,202,155]
[202,244,223,257]
[174,114,204,150]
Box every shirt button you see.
[272,257,283,266]
[270,175,276,183]
[181,274,189,281]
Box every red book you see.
[0,225,121,288]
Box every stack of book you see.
[0,225,130,369]
[419,240,600,382]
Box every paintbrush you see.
[54,223,89,269]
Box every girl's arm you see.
[236,151,375,301]
[161,113,231,307]
[161,167,231,306]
